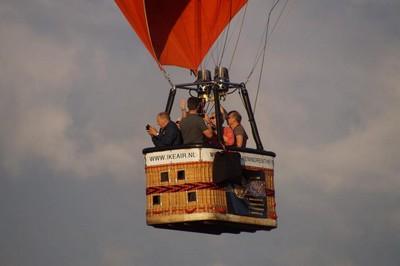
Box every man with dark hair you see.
[179,97,213,144]
[146,112,182,147]
[186,96,201,111]
[227,110,248,148]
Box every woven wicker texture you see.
[146,161,277,221]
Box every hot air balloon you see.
[115,0,279,234]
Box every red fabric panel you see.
[115,0,247,70]
[115,0,157,60]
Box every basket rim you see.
[143,144,276,157]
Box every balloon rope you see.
[158,65,174,87]
[253,0,289,113]
[245,0,281,85]
[218,2,234,67]
[228,3,248,70]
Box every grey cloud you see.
[0,20,142,179]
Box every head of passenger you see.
[156,112,170,128]
[210,112,224,128]
[187,97,201,112]
[227,110,241,128]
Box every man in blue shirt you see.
[146,112,182,147]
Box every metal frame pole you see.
[213,86,224,145]
[164,87,176,114]
[240,85,264,150]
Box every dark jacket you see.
[152,121,182,147]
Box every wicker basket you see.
[144,147,277,233]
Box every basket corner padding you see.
[212,151,242,184]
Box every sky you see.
[1,0,399,265]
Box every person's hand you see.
[203,113,210,124]
[147,126,158,137]
[179,98,186,111]
[220,105,227,119]
[203,114,213,128]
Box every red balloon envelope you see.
[115,0,247,70]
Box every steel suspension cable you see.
[271,0,289,38]
[245,0,282,85]
[253,0,289,112]
[158,65,174,87]
[218,2,234,67]
[228,3,248,70]
[244,14,269,84]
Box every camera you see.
[145,124,150,130]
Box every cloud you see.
[274,43,400,189]
[5,105,137,178]
[0,13,140,179]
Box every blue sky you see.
[1,0,399,265]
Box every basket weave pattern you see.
[146,162,227,216]
[146,162,277,220]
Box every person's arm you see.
[202,127,214,139]
[199,116,213,139]
[179,99,187,119]
[147,126,162,147]
[147,126,157,136]
[152,123,179,147]
[147,126,158,146]
[220,105,228,121]
[151,136,162,147]
[236,134,244,148]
